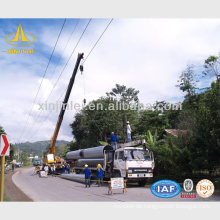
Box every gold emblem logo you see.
[5,24,35,47]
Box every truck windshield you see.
[124,149,146,160]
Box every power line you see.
[25,19,92,141]
[83,19,113,64]
[28,19,113,142]
[19,19,67,143]
[42,19,80,93]
[42,19,92,103]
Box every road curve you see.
[12,167,220,202]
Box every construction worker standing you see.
[97,164,104,186]
[84,164,91,188]
[126,121,132,142]
[111,132,117,150]
[66,163,70,174]
[51,163,56,176]
[44,164,49,176]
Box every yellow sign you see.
[5,24,35,47]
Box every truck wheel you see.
[138,180,146,187]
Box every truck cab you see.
[103,140,155,184]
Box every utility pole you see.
[0,156,5,201]
[49,53,84,153]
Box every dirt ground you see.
[4,168,32,202]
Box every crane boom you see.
[49,53,84,154]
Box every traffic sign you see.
[0,134,10,156]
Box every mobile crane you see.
[43,53,84,172]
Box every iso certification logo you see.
[196,179,214,198]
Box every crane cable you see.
[80,18,113,105]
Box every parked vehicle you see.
[33,158,42,166]
[16,162,22,168]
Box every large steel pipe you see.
[66,150,82,160]
[76,159,104,167]
[82,146,106,159]
[66,145,113,160]
[60,174,96,184]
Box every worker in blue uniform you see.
[84,164,91,188]
[97,164,104,186]
[111,132,117,150]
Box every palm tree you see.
[145,130,161,149]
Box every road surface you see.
[12,167,220,202]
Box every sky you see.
[0,18,219,144]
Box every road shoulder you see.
[4,168,32,202]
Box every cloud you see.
[0,19,220,143]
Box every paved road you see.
[12,167,220,202]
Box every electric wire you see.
[82,19,113,64]
[19,19,67,143]
[27,18,113,142]
[26,19,92,141]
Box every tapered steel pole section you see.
[50,53,84,153]
[0,156,5,202]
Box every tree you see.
[137,110,169,135]
[203,55,220,81]
[106,84,139,103]
[191,81,220,173]
[70,97,125,148]
[176,65,197,101]
[20,151,29,165]
[9,144,15,161]
[71,85,140,148]
[106,84,140,140]
[0,125,6,135]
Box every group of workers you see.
[43,163,71,176]
[42,163,56,176]
[38,121,132,183]
[111,121,132,150]
[84,163,104,188]
[61,163,71,174]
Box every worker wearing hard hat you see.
[111,132,117,150]
[96,164,104,187]
[126,121,132,142]
[84,164,91,188]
